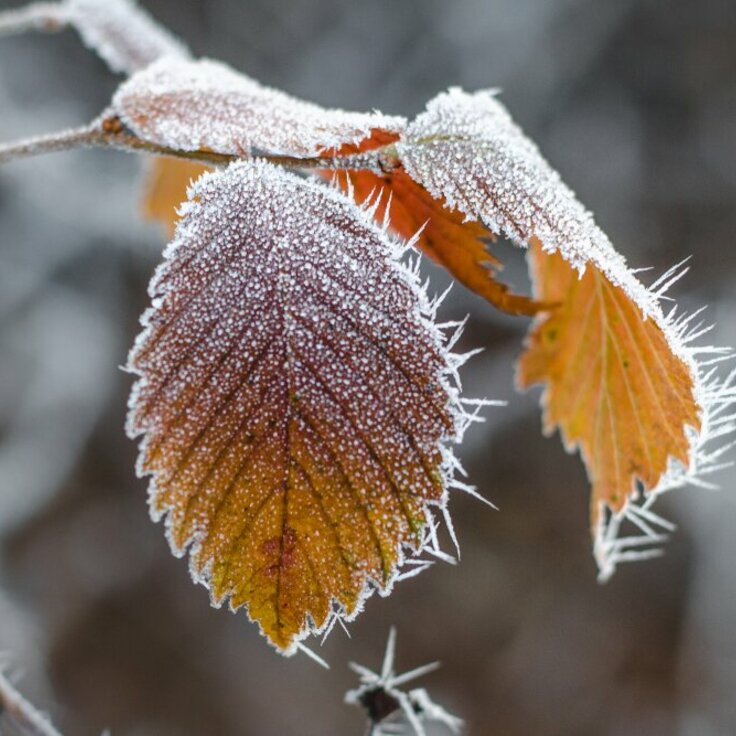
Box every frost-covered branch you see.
[0,117,393,171]
[0,124,100,164]
[0,3,66,38]
[0,0,188,73]
[0,669,62,736]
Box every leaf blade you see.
[518,242,700,527]
[395,87,730,572]
[127,161,463,652]
[64,0,189,74]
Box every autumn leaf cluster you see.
[1,0,734,655]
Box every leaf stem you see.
[0,2,66,37]
[0,670,63,736]
[0,117,391,172]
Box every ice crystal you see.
[346,628,463,736]
[114,57,406,158]
[61,0,189,75]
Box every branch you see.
[0,3,66,38]
[0,117,394,172]
[0,669,62,736]
[0,124,99,164]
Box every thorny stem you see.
[0,670,62,736]
[0,116,394,172]
[0,3,66,37]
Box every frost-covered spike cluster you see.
[113,57,407,158]
[346,628,463,736]
[60,0,189,75]
[126,158,487,653]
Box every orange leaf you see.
[127,160,463,653]
[517,241,701,530]
[142,157,211,236]
[332,168,542,316]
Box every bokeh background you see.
[1,0,735,734]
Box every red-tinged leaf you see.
[324,128,401,156]
[331,168,543,316]
[113,57,406,158]
[127,160,465,653]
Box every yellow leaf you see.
[517,241,701,530]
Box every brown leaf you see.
[142,157,211,236]
[127,160,462,653]
[331,168,543,316]
[517,241,701,530]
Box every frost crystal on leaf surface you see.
[62,0,189,74]
[397,87,736,577]
[398,87,654,302]
[126,159,476,653]
[114,57,406,157]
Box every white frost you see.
[113,57,406,157]
[0,668,62,736]
[345,627,463,736]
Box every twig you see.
[0,669,62,736]
[0,3,66,38]
[0,117,391,172]
[0,124,100,164]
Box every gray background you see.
[0,0,735,734]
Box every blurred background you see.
[0,0,735,734]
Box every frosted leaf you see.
[113,57,406,157]
[61,0,189,74]
[126,160,472,653]
[398,88,735,577]
[397,87,657,311]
